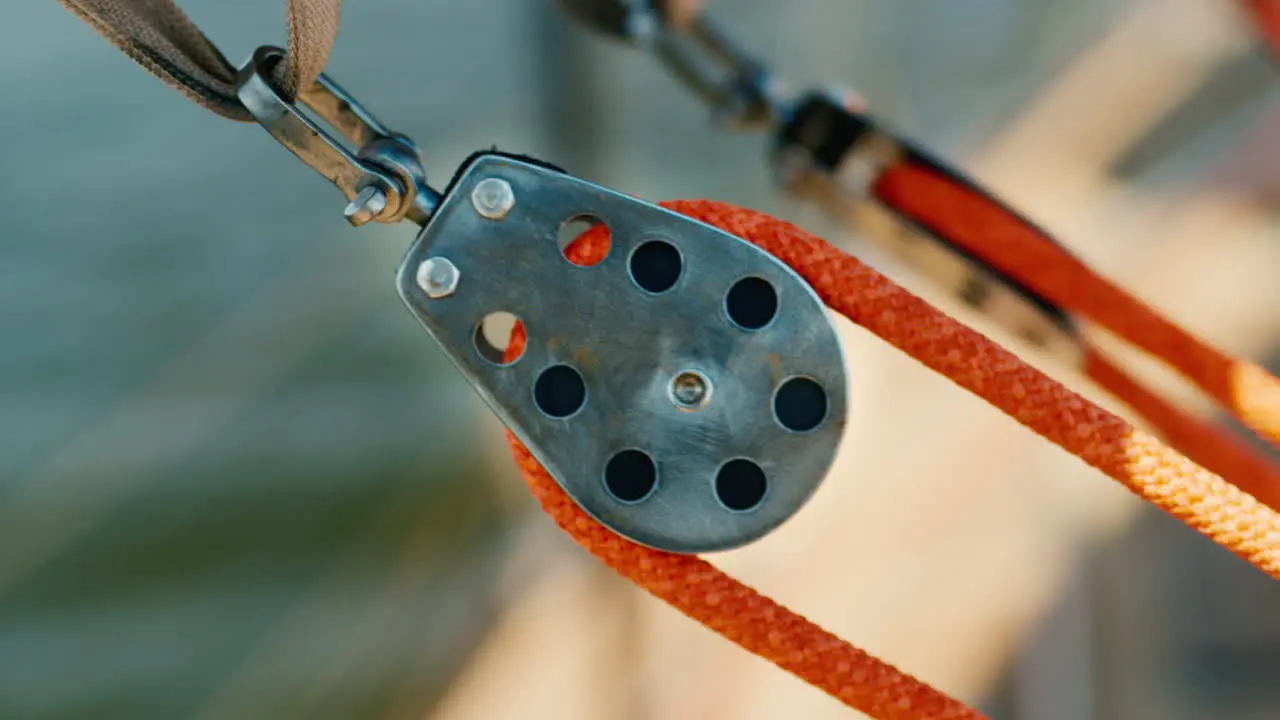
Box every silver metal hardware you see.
[417,257,461,299]
[890,224,1085,364]
[561,5,1088,368]
[669,370,712,411]
[345,186,388,227]
[558,0,789,130]
[770,91,1086,365]
[234,46,441,226]
[397,154,847,553]
[471,178,517,219]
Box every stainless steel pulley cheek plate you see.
[395,154,848,553]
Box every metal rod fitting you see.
[234,46,441,227]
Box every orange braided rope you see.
[510,437,982,720]
[504,216,983,720]
[1242,0,1280,55]
[505,199,1280,719]
[873,164,1280,451]
[873,163,1280,512]
[1083,348,1280,513]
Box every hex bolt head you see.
[345,186,388,227]
[417,257,460,299]
[471,178,516,219]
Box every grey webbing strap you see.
[56,0,341,122]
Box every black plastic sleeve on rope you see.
[776,91,1077,332]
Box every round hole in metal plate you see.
[725,276,778,330]
[557,214,610,267]
[628,239,683,294]
[773,376,828,432]
[715,458,768,512]
[534,364,587,419]
[604,449,657,503]
[474,311,524,365]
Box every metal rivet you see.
[417,257,460,298]
[345,186,387,226]
[670,370,712,411]
[471,178,516,219]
